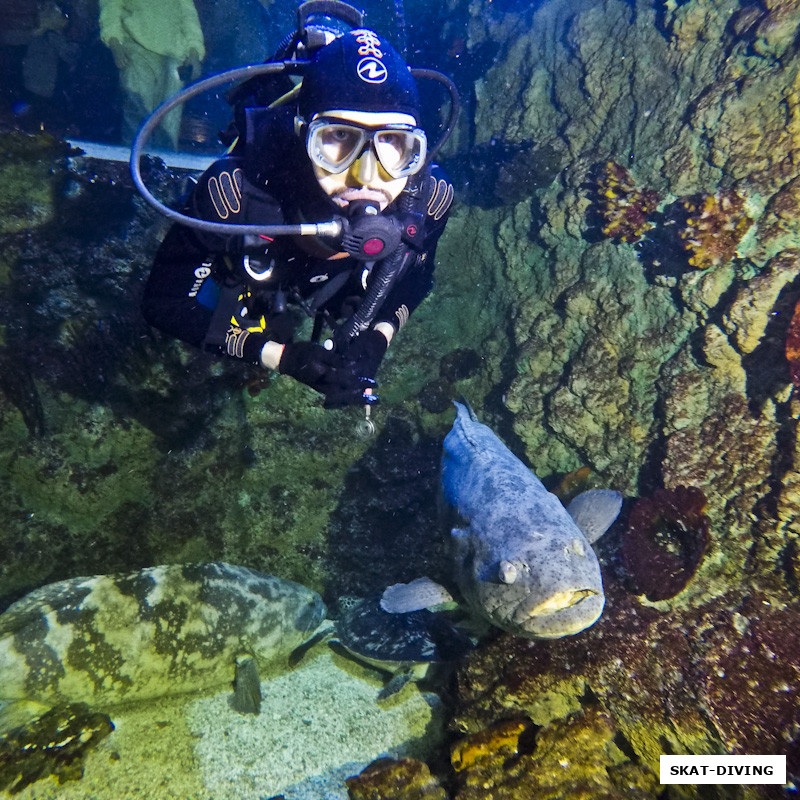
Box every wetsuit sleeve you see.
[372,164,454,334]
[142,221,219,349]
[142,157,282,365]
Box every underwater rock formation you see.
[450,718,528,772]
[758,177,800,259]
[621,485,710,601]
[451,708,654,800]
[346,758,447,800]
[733,0,800,59]
[0,131,68,236]
[0,703,113,794]
[352,707,657,800]
[596,160,660,244]
[693,595,800,777]
[452,0,800,624]
[677,190,754,270]
[451,582,800,787]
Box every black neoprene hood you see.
[298,29,421,124]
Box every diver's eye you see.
[317,125,363,165]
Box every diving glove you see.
[339,329,388,382]
[278,342,346,394]
[321,330,388,409]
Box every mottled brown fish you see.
[0,562,326,718]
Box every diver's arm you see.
[142,157,282,365]
[360,253,435,350]
[142,221,220,349]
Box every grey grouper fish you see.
[382,402,622,638]
[0,562,326,718]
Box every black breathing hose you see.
[410,68,460,161]
[333,245,410,347]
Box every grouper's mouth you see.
[508,588,601,637]
[512,588,597,621]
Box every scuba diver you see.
[140,2,456,409]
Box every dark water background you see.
[0,0,489,151]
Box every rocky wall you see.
[446,0,800,613]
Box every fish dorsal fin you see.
[380,577,454,614]
[566,489,623,544]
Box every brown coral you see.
[450,719,528,772]
[678,189,753,269]
[786,295,800,388]
[621,485,710,601]
[597,160,660,244]
[452,707,654,800]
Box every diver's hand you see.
[278,342,348,395]
[338,329,388,382]
[322,378,380,409]
[318,329,389,408]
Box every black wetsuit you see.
[142,106,454,367]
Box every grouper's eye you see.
[498,560,517,584]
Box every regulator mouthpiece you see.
[340,202,403,261]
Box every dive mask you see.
[306,116,427,179]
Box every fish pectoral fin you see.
[566,489,623,543]
[230,655,261,715]
[289,621,335,667]
[380,577,454,614]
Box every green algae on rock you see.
[0,132,69,236]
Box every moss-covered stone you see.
[0,132,68,235]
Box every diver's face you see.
[310,110,414,211]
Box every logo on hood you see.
[354,30,387,84]
[357,57,388,83]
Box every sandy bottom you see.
[2,647,445,800]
